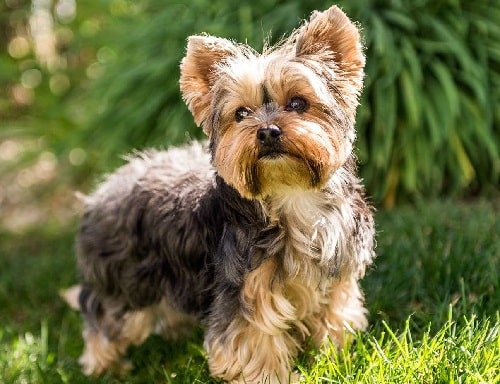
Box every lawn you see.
[0,198,498,383]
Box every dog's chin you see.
[251,153,330,199]
[257,150,283,160]
[257,147,292,161]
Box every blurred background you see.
[0,0,499,234]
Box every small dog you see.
[62,5,375,383]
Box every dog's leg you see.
[308,278,368,349]
[205,316,300,384]
[205,259,301,384]
[79,307,156,376]
[61,285,137,375]
[151,298,198,340]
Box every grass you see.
[0,198,498,383]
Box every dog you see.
[61,5,375,383]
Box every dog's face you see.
[180,6,364,199]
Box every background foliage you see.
[0,0,498,218]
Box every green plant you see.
[350,0,500,206]
[1,0,498,204]
[73,0,499,204]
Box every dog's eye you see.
[285,96,308,113]
[235,107,251,122]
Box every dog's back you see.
[76,142,217,325]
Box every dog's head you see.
[180,6,364,199]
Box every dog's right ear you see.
[180,35,238,132]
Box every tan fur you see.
[206,246,368,383]
[181,6,364,129]
[205,313,300,384]
[180,36,244,129]
[180,6,363,200]
[303,278,368,348]
[295,6,365,108]
[79,312,153,376]
[59,285,81,310]
[206,49,353,198]
[152,298,198,340]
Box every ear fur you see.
[179,35,239,131]
[295,6,365,74]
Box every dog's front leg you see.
[307,277,369,349]
[204,258,300,384]
[204,314,299,384]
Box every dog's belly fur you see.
[75,141,375,381]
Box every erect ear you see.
[180,35,239,132]
[295,6,365,76]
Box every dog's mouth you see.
[257,146,305,166]
[257,141,297,160]
[258,147,285,159]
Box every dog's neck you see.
[260,167,357,280]
[262,164,354,224]
[214,167,360,279]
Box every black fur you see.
[77,147,270,335]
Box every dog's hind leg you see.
[78,307,156,376]
[61,285,157,376]
[68,292,198,376]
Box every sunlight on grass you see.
[0,322,53,384]
[2,310,498,384]
[301,309,500,383]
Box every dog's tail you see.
[59,285,82,311]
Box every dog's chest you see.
[242,191,352,334]
[271,190,353,275]
[278,198,338,320]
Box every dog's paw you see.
[79,350,133,377]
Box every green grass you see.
[0,199,498,383]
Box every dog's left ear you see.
[180,35,239,132]
[294,6,365,81]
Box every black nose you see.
[257,125,281,147]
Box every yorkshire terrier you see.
[62,5,375,383]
